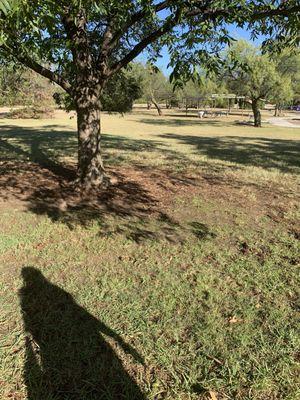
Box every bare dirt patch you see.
[0,160,198,226]
[0,160,297,243]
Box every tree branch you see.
[18,55,72,94]
[108,2,300,76]
[103,0,171,57]
[109,10,181,75]
[97,19,114,75]
[61,7,95,85]
[1,45,72,93]
[252,5,300,20]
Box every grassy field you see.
[0,110,299,399]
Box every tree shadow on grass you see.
[20,266,145,400]
[0,124,171,175]
[139,117,223,127]
[0,124,298,240]
[0,125,213,243]
[158,133,300,174]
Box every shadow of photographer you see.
[19,267,145,400]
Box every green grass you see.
[0,111,299,399]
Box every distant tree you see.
[162,80,179,109]
[270,75,293,116]
[0,63,24,105]
[135,64,169,115]
[275,50,300,106]
[181,80,200,101]
[101,70,142,113]
[180,74,227,109]
[0,63,55,107]
[0,1,299,188]
[224,41,283,127]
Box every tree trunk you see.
[151,96,163,116]
[228,99,231,113]
[251,98,261,127]
[274,104,279,117]
[76,94,107,189]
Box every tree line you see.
[2,41,299,127]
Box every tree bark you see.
[251,98,261,127]
[76,93,107,189]
[274,104,279,117]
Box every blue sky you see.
[137,26,265,76]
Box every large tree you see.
[0,1,299,188]
[224,41,289,126]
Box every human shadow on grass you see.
[20,267,145,400]
[0,125,210,242]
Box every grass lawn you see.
[0,110,299,399]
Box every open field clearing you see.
[0,110,299,399]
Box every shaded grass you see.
[0,111,299,399]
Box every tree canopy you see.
[1,1,299,94]
[0,1,299,188]
[223,40,294,126]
